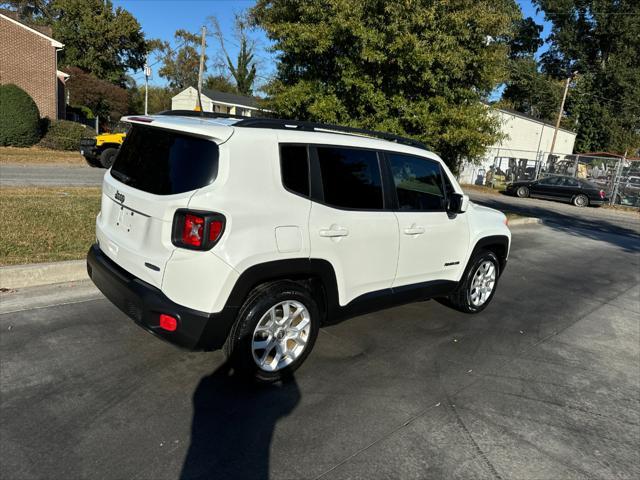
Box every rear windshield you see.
[111,124,219,195]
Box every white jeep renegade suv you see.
[87,111,510,382]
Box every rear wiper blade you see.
[111,170,132,184]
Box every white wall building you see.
[171,86,261,117]
[458,108,577,185]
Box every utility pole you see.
[196,25,206,112]
[144,57,151,115]
[548,73,575,159]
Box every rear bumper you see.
[86,244,236,350]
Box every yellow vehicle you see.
[79,122,129,168]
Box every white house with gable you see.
[171,87,261,117]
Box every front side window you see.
[280,144,309,197]
[317,147,383,209]
[388,153,445,211]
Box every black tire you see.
[224,280,320,383]
[446,250,500,314]
[516,186,529,198]
[572,194,589,207]
[99,147,118,168]
[84,156,101,168]
[615,194,622,205]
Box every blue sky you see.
[114,0,551,91]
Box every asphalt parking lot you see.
[1,223,639,480]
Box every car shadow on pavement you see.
[180,362,300,480]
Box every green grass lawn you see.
[0,187,101,266]
[0,146,85,164]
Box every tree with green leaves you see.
[127,83,175,115]
[151,29,205,90]
[533,0,640,154]
[204,74,237,93]
[3,0,148,85]
[499,17,564,122]
[210,15,258,96]
[251,0,520,171]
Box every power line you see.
[543,11,640,16]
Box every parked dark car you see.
[505,175,608,207]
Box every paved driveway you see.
[1,224,638,479]
[468,189,639,235]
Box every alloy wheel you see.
[469,260,497,307]
[251,300,311,372]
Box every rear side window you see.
[111,125,219,195]
[317,147,383,210]
[561,177,579,187]
[388,153,445,211]
[280,145,309,197]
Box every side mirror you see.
[447,193,469,214]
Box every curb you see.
[508,217,542,227]
[0,260,87,289]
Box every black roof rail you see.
[157,110,428,150]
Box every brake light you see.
[599,190,605,199]
[172,209,225,250]
[182,214,204,247]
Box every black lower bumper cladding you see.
[86,244,235,350]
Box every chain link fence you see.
[459,149,640,208]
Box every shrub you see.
[39,120,93,151]
[0,84,41,147]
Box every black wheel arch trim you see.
[223,258,459,328]
[468,235,509,275]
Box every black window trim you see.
[381,150,449,213]
[281,142,452,214]
[309,143,392,212]
[278,142,311,199]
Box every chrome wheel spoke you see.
[253,336,272,350]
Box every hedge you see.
[0,84,41,147]
[39,120,93,151]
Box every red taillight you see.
[209,220,223,242]
[172,210,225,250]
[599,190,605,199]
[159,314,178,332]
[182,213,205,247]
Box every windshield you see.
[111,124,219,195]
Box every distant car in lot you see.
[505,175,607,207]
[615,176,640,206]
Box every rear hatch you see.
[97,118,232,288]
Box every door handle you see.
[319,226,349,237]
[403,225,425,235]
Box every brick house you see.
[0,11,68,119]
